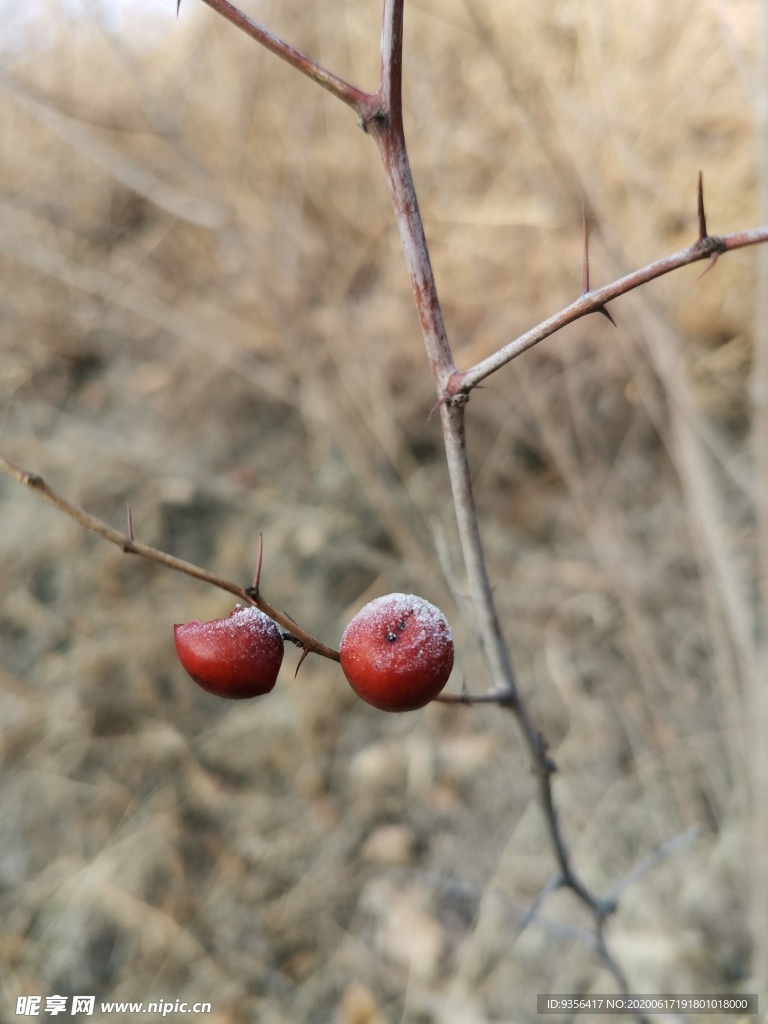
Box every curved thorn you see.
[295,644,312,677]
[697,170,707,242]
[597,305,617,328]
[698,250,720,279]
[428,395,450,421]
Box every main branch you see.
[362,0,640,1005]
[362,0,456,390]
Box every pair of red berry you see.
[174,593,454,712]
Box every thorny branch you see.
[449,214,768,396]
[0,452,547,703]
[0,454,340,665]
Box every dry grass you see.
[0,0,764,1020]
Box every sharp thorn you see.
[597,305,617,328]
[282,609,300,626]
[582,204,590,294]
[698,251,720,279]
[126,504,134,541]
[252,532,264,591]
[697,170,707,242]
[428,395,449,421]
[295,645,312,677]
[177,0,181,16]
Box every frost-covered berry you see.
[174,606,283,699]
[339,594,454,712]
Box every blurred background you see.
[0,0,764,1020]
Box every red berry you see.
[339,593,454,712]
[174,606,284,699]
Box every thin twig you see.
[450,221,768,394]
[426,873,595,949]
[197,0,374,116]
[516,875,564,937]
[0,454,340,664]
[594,920,637,1008]
[434,687,515,705]
[601,827,700,910]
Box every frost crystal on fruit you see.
[174,606,284,699]
[339,593,454,712]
